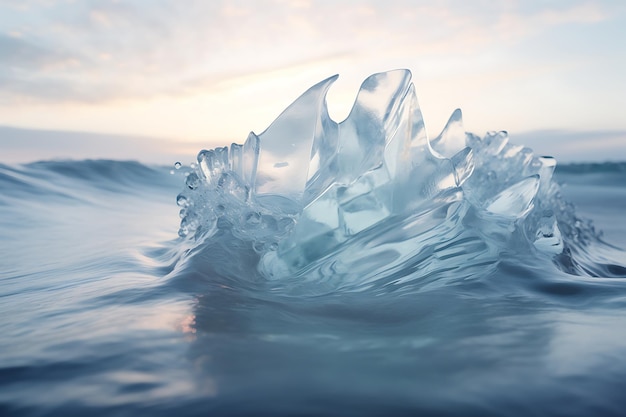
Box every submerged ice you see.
[176,70,602,291]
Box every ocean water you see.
[1,159,626,417]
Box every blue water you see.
[1,159,626,416]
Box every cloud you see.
[0,34,65,68]
[0,0,624,145]
[0,0,616,105]
[0,34,93,103]
[536,3,608,25]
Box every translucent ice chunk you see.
[334,70,412,182]
[533,214,563,254]
[451,147,474,187]
[254,75,337,202]
[242,132,260,190]
[276,71,418,267]
[485,175,540,218]
[273,71,464,273]
[537,156,557,193]
[431,108,466,158]
[175,69,584,289]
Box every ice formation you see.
[176,69,585,291]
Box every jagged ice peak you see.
[175,69,590,292]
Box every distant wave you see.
[556,162,626,175]
[0,160,179,200]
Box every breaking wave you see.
[172,70,625,295]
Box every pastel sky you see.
[1,0,625,163]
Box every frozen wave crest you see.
[174,69,621,293]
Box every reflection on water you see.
[174,243,626,416]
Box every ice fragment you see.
[175,69,582,290]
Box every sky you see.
[1,0,625,163]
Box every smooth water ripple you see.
[0,164,625,415]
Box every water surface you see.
[1,160,625,416]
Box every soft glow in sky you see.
[1,0,625,162]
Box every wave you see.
[556,161,626,175]
[0,160,180,202]
[171,70,626,296]
[0,138,623,296]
